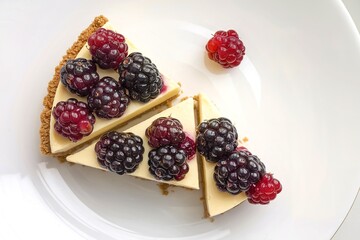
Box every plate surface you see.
[0,0,360,239]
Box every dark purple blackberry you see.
[95,131,144,175]
[214,149,266,194]
[60,58,100,96]
[118,52,163,103]
[87,77,130,119]
[145,117,185,148]
[148,145,189,181]
[52,98,96,142]
[196,117,238,163]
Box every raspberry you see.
[88,28,128,69]
[246,173,282,204]
[119,52,163,102]
[206,29,245,68]
[214,149,266,194]
[148,145,189,181]
[145,117,185,148]
[196,118,238,163]
[95,131,144,175]
[87,77,130,119]
[60,58,100,96]
[52,98,96,142]
[175,135,196,160]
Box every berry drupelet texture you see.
[148,145,189,181]
[145,117,185,148]
[119,52,163,103]
[88,28,128,69]
[206,29,245,68]
[52,98,96,142]
[95,131,145,175]
[196,117,238,163]
[246,173,282,204]
[87,77,130,119]
[214,148,266,194]
[60,58,100,96]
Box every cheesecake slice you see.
[197,94,247,217]
[40,16,180,156]
[67,98,199,189]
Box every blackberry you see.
[118,52,163,102]
[206,29,246,68]
[246,173,282,204]
[196,117,238,163]
[60,58,100,96]
[88,28,128,69]
[95,131,144,175]
[148,145,189,181]
[52,98,96,142]
[145,117,185,148]
[214,149,266,195]
[175,135,196,160]
[87,77,130,119]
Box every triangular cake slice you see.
[40,16,180,156]
[67,98,199,189]
[197,94,247,217]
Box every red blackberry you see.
[87,77,130,119]
[196,118,238,163]
[246,173,282,204]
[60,58,100,96]
[206,29,245,68]
[118,52,163,102]
[52,98,96,142]
[145,117,186,148]
[148,145,189,181]
[88,28,128,69]
[214,149,266,194]
[95,131,144,175]
[175,135,196,160]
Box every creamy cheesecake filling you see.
[197,94,247,217]
[49,23,181,154]
[67,98,199,190]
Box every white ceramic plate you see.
[1,0,359,239]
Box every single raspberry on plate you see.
[95,131,144,175]
[87,77,130,119]
[196,117,238,163]
[214,148,266,194]
[119,52,163,102]
[246,173,282,204]
[206,29,245,68]
[145,117,185,148]
[52,98,96,142]
[88,28,128,69]
[148,145,189,181]
[60,58,100,96]
[175,135,196,160]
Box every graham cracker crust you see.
[39,15,108,155]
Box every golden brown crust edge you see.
[40,15,108,155]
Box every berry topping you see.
[206,29,245,68]
[52,98,96,142]
[148,145,189,181]
[196,118,238,163]
[119,52,163,102]
[95,131,144,175]
[87,77,130,119]
[88,28,128,69]
[176,135,196,160]
[214,149,266,194]
[246,173,282,204]
[145,117,186,148]
[60,58,100,96]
